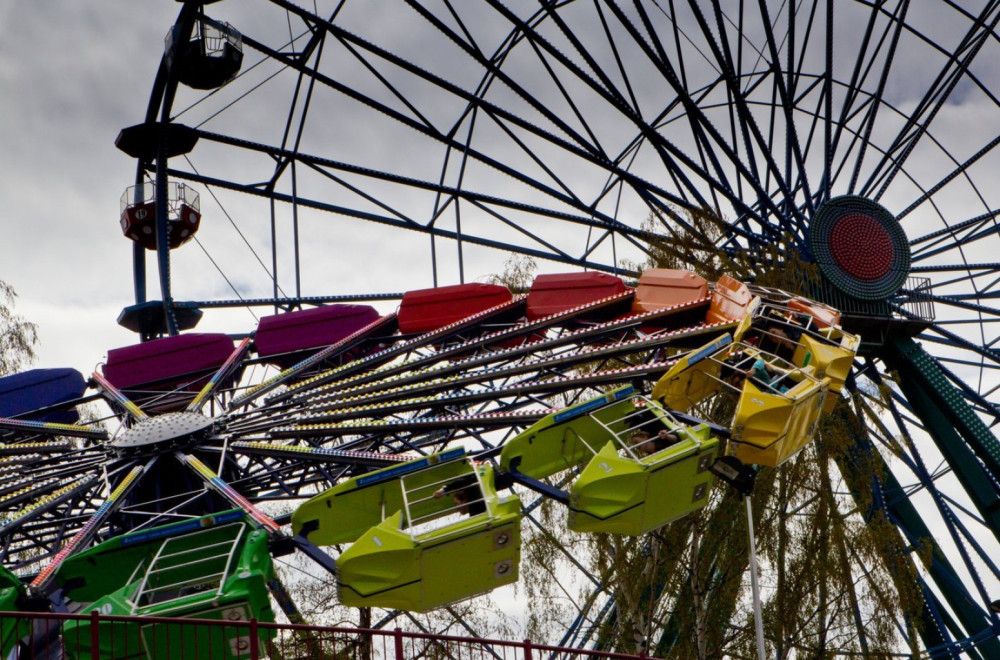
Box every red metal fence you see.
[0,611,652,660]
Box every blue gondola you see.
[0,369,86,424]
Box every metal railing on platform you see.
[812,276,935,323]
[0,611,655,660]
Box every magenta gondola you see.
[255,304,381,368]
[103,334,237,410]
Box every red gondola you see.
[398,283,513,335]
[526,272,628,320]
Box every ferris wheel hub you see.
[110,412,215,456]
[829,214,894,280]
[808,196,911,301]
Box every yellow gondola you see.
[795,330,860,411]
[728,351,829,467]
[731,297,761,343]
[652,334,832,468]
[746,299,859,412]
[650,334,733,410]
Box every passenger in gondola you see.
[433,475,487,516]
[722,351,791,394]
[754,312,804,360]
[722,352,748,385]
[749,355,792,393]
[629,428,680,456]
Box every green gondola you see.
[0,564,28,657]
[57,510,275,659]
[501,386,720,534]
[293,453,522,612]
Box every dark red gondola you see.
[120,182,200,251]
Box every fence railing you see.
[0,611,654,660]
[810,276,935,323]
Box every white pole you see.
[746,495,766,660]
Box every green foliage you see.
[0,281,37,376]
[484,254,537,293]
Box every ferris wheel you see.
[2,1,1000,658]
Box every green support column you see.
[875,334,1000,656]
[886,335,1000,483]
[885,335,1000,541]
[835,427,988,658]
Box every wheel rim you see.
[6,2,1000,656]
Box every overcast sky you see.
[2,1,998,384]
[0,3,180,373]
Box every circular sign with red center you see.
[829,213,894,280]
[808,196,909,300]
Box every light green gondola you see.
[293,451,522,612]
[336,489,521,611]
[292,447,470,545]
[501,386,719,535]
[499,388,638,479]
